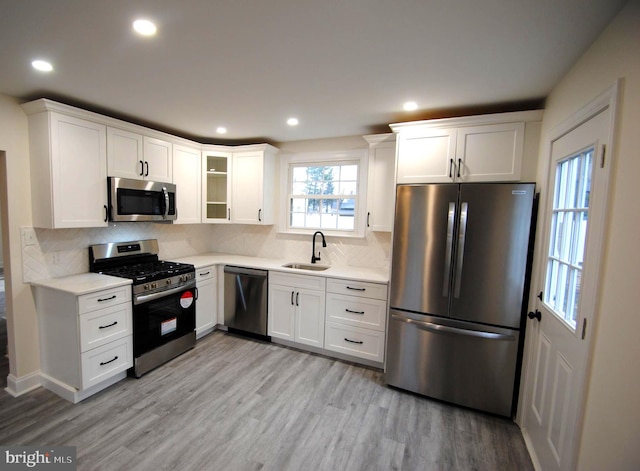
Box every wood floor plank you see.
[0,329,533,470]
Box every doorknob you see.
[528,310,542,322]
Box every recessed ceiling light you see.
[403,101,418,111]
[31,60,53,72]
[133,19,157,36]
[287,117,299,126]
[216,127,227,134]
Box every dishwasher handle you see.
[223,265,268,278]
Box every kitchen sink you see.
[282,263,330,271]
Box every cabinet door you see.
[107,127,144,179]
[173,145,202,224]
[51,114,108,227]
[202,151,232,223]
[456,122,524,182]
[396,128,457,183]
[366,141,395,231]
[143,136,172,183]
[295,288,326,348]
[195,276,216,337]
[232,151,264,224]
[268,284,296,340]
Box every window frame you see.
[279,149,369,237]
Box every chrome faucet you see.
[311,231,327,264]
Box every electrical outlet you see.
[21,227,37,247]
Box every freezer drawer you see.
[385,309,519,417]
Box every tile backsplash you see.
[22,223,391,282]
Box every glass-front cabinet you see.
[202,151,232,222]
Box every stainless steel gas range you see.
[89,239,196,377]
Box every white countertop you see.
[174,253,390,284]
[30,272,132,296]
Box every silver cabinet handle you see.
[391,313,515,341]
[443,201,456,297]
[345,308,365,315]
[453,202,468,298]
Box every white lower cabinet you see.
[195,265,217,338]
[324,278,388,364]
[267,271,388,366]
[34,280,133,403]
[268,272,326,348]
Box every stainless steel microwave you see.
[108,177,177,222]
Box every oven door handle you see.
[134,282,196,305]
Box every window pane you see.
[340,165,358,180]
[288,159,359,233]
[544,148,594,330]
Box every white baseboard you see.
[40,371,127,403]
[5,370,42,397]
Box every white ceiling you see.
[0,0,627,144]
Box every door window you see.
[543,148,593,330]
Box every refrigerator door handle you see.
[443,202,457,297]
[453,202,468,298]
[391,313,516,341]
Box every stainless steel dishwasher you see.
[224,266,269,339]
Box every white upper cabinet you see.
[173,144,202,224]
[24,103,109,228]
[364,134,397,232]
[143,136,172,182]
[396,127,457,183]
[107,127,172,183]
[455,122,524,182]
[202,150,232,223]
[392,111,543,184]
[231,146,278,225]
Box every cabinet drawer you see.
[79,303,132,352]
[326,293,386,331]
[196,266,216,281]
[79,286,131,313]
[270,271,326,291]
[326,278,387,300]
[324,322,385,363]
[81,335,132,389]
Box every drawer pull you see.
[346,286,366,292]
[98,321,118,330]
[344,338,364,345]
[200,271,210,276]
[99,355,119,366]
[345,309,365,315]
[97,295,117,302]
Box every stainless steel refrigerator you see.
[386,183,535,417]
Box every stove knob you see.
[151,283,157,289]
[144,284,150,291]
[166,279,172,285]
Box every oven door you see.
[133,283,196,358]
[109,177,177,222]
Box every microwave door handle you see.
[162,187,169,219]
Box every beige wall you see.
[0,94,40,386]
[533,1,640,469]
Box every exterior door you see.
[523,106,611,470]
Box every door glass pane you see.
[543,148,594,330]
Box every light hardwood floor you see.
[0,329,533,470]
